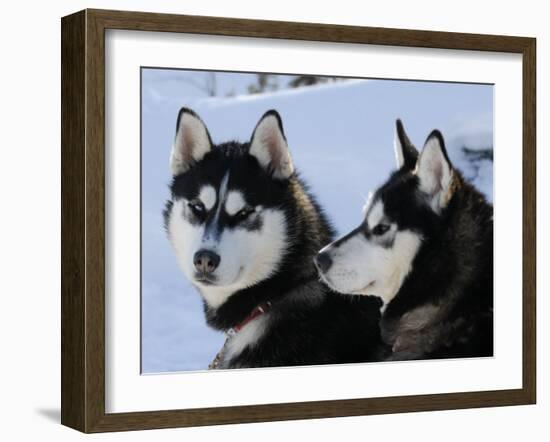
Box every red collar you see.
[228,301,272,335]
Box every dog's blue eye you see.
[372,224,390,236]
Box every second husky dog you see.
[165,108,382,369]
[315,121,493,361]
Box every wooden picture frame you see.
[61,8,536,433]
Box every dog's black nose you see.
[193,250,220,274]
[314,252,332,274]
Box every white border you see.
[105,30,523,413]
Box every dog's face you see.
[315,120,455,305]
[166,109,294,308]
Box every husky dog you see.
[315,120,493,360]
[164,108,381,369]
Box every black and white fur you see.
[165,108,382,369]
[315,120,493,360]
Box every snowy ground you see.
[141,70,493,373]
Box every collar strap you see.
[228,301,272,335]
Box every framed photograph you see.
[61,9,536,433]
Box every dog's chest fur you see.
[221,315,270,366]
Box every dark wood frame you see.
[61,8,536,433]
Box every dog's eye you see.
[188,200,206,216]
[235,206,255,221]
[372,224,390,236]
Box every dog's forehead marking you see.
[198,185,216,211]
[202,171,230,245]
[366,199,385,229]
[217,172,230,207]
[225,191,246,216]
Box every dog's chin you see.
[350,280,376,296]
[318,272,352,295]
[321,273,376,297]
[192,267,244,290]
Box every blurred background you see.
[141,68,493,373]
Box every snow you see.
[141,70,493,373]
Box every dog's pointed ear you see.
[415,130,454,211]
[394,119,418,170]
[249,110,294,180]
[170,108,213,176]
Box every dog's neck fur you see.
[204,176,334,332]
[381,173,493,357]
